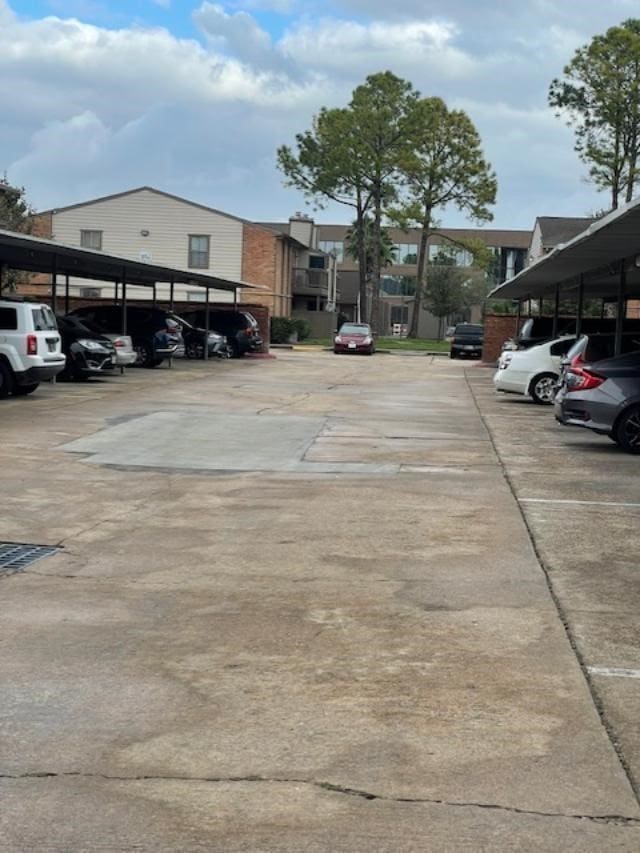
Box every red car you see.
[333,323,375,355]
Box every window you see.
[80,230,102,250]
[428,244,473,267]
[393,243,418,264]
[0,307,17,330]
[31,306,57,331]
[189,235,210,269]
[318,240,344,262]
[80,287,102,298]
[550,338,576,356]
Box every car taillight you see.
[113,338,125,347]
[566,365,605,391]
[570,353,584,367]
[26,334,37,355]
[244,328,253,337]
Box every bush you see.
[270,316,313,343]
[293,318,311,341]
[270,317,298,343]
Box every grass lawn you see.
[298,336,450,352]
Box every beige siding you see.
[528,222,543,265]
[52,189,243,279]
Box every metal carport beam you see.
[489,196,640,303]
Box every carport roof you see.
[0,228,263,291]
[489,198,640,301]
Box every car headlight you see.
[78,338,104,350]
[362,336,372,344]
[335,336,342,343]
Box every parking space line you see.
[587,666,640,680]
[519,498,640,509]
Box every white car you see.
[493,337,576,404]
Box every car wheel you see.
[12,382,39,396]
[529,373,557,405]
[449,351,456,359]
[186,342,204,359]
[614,405,640,453]
[135,343,155,367]
[0,361,16,398]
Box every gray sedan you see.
[554,351,640,453]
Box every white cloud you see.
[193,2,276,67]
[279,18,477,79]
[0,0,626,226]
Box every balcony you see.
[292,267,329,296]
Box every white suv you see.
[0,299,66,397]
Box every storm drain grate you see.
[0,542,60,576]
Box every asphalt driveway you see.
[1,353,639,851]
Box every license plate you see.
[348,342,356,349]
[463,345,475,350]
[47,340,57,352]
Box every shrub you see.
[270,317,298,343]
[293,318,311,341]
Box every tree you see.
[424,249,489,337]
[0,178,35,293]
[344,217,395,278]
[391,97,496,337]
[549,19,640,209]
[277,71,418,328]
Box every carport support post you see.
[576,275,584,337]
[50,255,57,312]
[204,286,210,361]
[152,282,157,307]
[169,277,174,311]
[64,274,70,315]
[615,265,626,356]
[552,283,560,338]
[121,267,128,335]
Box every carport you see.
[489,198,640,355]
[0,228,263,356]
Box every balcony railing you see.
[292,267,329,295]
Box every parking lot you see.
[2,352,640,851]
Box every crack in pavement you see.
[1,771,639,826]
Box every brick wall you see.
[241,223,277,315]
[482,314,524,364]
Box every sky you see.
[3,0,639,230]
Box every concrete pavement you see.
[1,353,639,850]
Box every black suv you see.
[180,309,262,358]
[449,323,483,359]
[69,305,182,367]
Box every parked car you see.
[0,298,65,397]
[62,314,137,368]
[180,309,262,358]
[167,314,229,359]
[56,315,117,380]
[494,336,576,404]
[560,331,640,376]
[449,323,483,359]
[555,350,640,452]
[68,305,181,367]
[333,322,375,355]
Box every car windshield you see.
[455,325,482,336]
[340,324,370,335]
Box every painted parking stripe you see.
[587,666,640,680]
[519,498,640,508]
